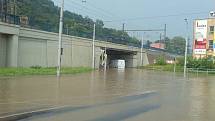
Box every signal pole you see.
[57,0,64,77]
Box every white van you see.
[111,60,126,69]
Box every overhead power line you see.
[104,11,208,22]
[65,0,112,19]
[67,0,141,28]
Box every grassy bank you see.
[138,64,184,72]
[0,67,93,76]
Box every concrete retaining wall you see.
[0,34,7,67]
[17,28,94,67]
[0,22,149,68]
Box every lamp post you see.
[184,18,189,78]
[141,35,144,66]
[57,0,64,77]
[92,23,96,69]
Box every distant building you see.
[193,18,215,59]
[150,43,165,50]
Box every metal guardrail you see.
[187,68,215,74]
[141,66,215,75]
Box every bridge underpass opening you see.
[104,48,137,68]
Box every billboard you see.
[214,32,215,55]
[194,20,207,55]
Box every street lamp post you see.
[92,23,96,69]
[184,19,189,78]
[141,35,144,66]
[57,0,64,77]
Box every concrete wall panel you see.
[47,40,58,67]
[0,34,7,67]
[18,37,47,67]
[6,35,19,67]
[71,41,92,67]
[0,23,148,68]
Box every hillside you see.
[15,0,140,46]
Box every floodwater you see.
[0,69,215,121]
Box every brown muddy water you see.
[0,69,215,121]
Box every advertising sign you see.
[194,20,207,54]
[194,49,207,55]
[214,32,215,55]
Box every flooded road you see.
[0,69,215,121]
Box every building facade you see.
[193,18,215,59]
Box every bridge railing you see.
[0,12,20,25]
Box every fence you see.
[141,65,215,75]
[0,12,20,25]
[187,68,215,75]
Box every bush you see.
[30,66,42,69]
[177,56,215,69]
[155,56,166,65]
[177,57,185,66]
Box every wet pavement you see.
[0,69,215,121]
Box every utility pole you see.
[122,23,125,32]
[164,24,167,48]
[13,0,16,24]
[1,0,3,21]
[57,0,64,77]
[141,35,144,66]
[104,44,107,71]
[164,24,167,40]
[66,24,69,35]
[13,0,16,15]
[184,19,189,78]
[4,0,7,22]
[92,23,96,69]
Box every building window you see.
[209,40,213,49]
[209,26,214,32]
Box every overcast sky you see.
[53,0,214,40]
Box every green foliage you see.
[146,40,152,48]
[177,57,186,66]
[0,67,92,76]
[30,66,42,69]
[139,64,184,72]
[16,0,139,46]
[155,56,167,65]
[165,36,186,55]
[177,57,215,69]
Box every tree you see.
[146,40,152,48]
[165,36,186,55]
[15,0,139,46]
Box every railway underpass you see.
[99,47,138,69]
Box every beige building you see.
[193,18,215,59]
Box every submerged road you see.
[0,69,215,121]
